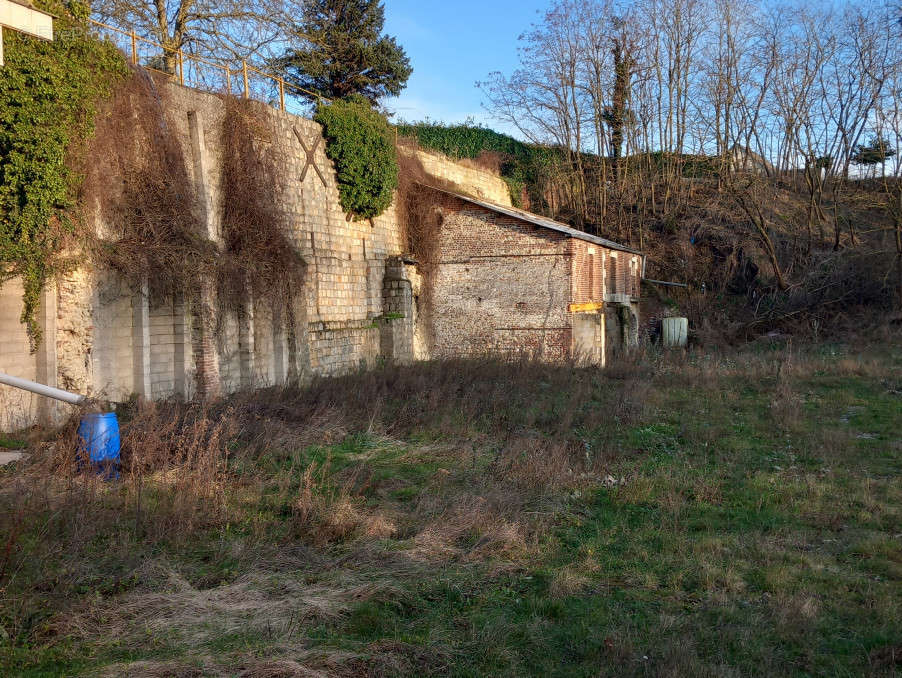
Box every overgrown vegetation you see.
[84,80,306,353]
[0,0,126,343]
[468,0,902,338]
[1,344,900,676]
[84,70,214,299]
[218,97,306,312]
[315,97,398,220]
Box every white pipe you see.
[0,372,85,405]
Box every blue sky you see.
[382,0,548,131]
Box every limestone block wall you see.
[403,147,514,208]
[0,278,41,429]
[380,257,414,364]
[90,273,136,401]
[149,298,181,398]
[0,79,567,429]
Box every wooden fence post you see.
[279,78,285,111]
[242,60,249,99]
[130,30,137,65]
[225,66,231,95]
[178,49,184,85]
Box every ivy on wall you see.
[314,97,398,220]
[0,0,126,344]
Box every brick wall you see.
[426,193,574,361]
[571,240,606,304]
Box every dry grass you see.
[61,569,357,645]
[1,343,900,676]
[292,460,397,545]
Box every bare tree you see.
[480,0,593,223]
[92,0,297,70]
[480,0,902,296]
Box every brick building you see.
[417,187,644,366]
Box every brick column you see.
[191,280,221,400]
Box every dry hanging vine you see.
[217,97,306,314]
[82,71,215,299]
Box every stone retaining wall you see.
[0,81,511,426]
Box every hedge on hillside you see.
[396,122,724,207]
[315,98,398,220]
[395,121,557,208]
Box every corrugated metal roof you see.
[422,184,644,256]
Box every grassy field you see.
[1,342,901,677]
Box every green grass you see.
[1,345,901,676]
[0,435,26,450]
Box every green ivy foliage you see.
[0,1,126,344]
[314,97,398,220]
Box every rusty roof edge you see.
[418,183,645,257]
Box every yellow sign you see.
[568,302,604,313]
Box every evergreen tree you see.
[275,0,412,104]
[851,136,896,175]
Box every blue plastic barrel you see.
[77,413,121,480]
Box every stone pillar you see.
[188,111,217,241]
[627,303,640,348]
[36,281,58,424]
[272,305,287,385]
[132,277,152,399]
[380,257,414,364]
[285,294,310,384]
[238,293,255,389]
[187,110,221,399]
[173,293,189,398]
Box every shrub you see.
[314,98,398,220]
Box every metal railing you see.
[87,19,329,116]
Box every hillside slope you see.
[397,123,901,341]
